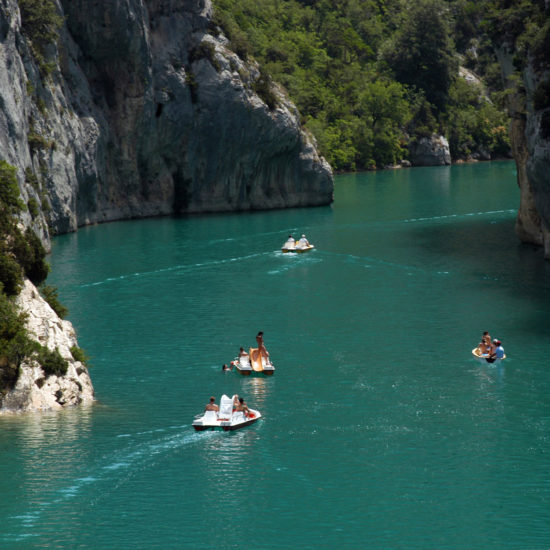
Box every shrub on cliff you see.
[19,0,63,76]
[0,290,36,390]
[36,346,68,377]
[0,159,69,389]
[39,284,68,319]
[0,160,50,286]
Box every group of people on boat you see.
[477,331,505,363]
[282,234,311,252]
[284,234,310,248]
[213,332,270,418]
[204,394,251,417]
[225,331,270,371]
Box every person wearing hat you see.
[493,340,505,360]
[487,339,505,362]
[298,234,310,247]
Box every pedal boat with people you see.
[231,349,275,376]
[193,394,261,431]
[295,242,315,253]
[281,239,315,253]
[472,347,506,365]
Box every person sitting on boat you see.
[205,396,219,412]
[235,397,250,418]
[256,331,269,358]
[478,337,489,356]
[239,347,249,358]
[298,234,309,247]
[283,235,295,249]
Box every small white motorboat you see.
[193,394,261,431]
[231,348,275,376]
[472,347,506,365]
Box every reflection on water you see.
[241,376,270,411]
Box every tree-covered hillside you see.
[212,0,511,171]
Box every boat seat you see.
[219,395,234,419]
[203,410,218,422]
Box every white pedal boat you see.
[231,348,275,376]
[193,394,261,431]
[472,347,506,365]
[282,241,315,253]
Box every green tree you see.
[381,0,457,113]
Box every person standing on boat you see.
[256,331,269,358]
[205,397,219,411]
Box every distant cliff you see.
[0,0,333,239]
[489,4,550,258]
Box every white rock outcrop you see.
[409,135,451,166]
[0,280,94,413]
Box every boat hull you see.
[236,365,275,376]
[193,416,259,431]
[193,409,261,431]
[233,353,275,376]
[282,244,315,253]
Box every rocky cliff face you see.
[0,279,94,413]
[0,0,332,412]
[0,0,333,239]
[496,47,550,257]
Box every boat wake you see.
[79,252,271,288]
[403,209,516,224]
[5,426,216,542]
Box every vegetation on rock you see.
[18,0,63,77]
[212,0,511,171]
[0,160,68,393]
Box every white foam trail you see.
[79,252,271,288]
[403,209,515,223]
[5,427,215,538]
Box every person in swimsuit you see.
[235,397,250,418]
[205,396,219,412]
[256,331,269,358]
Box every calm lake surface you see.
[1,161,550,549]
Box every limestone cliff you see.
[493,6,550,258]
[496,48,547,253]
[0,279,94,413]
[0,0,333,239]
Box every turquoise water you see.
[2,161,550,549]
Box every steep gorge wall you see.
[0,0,333,239]
[497,47,550,258]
